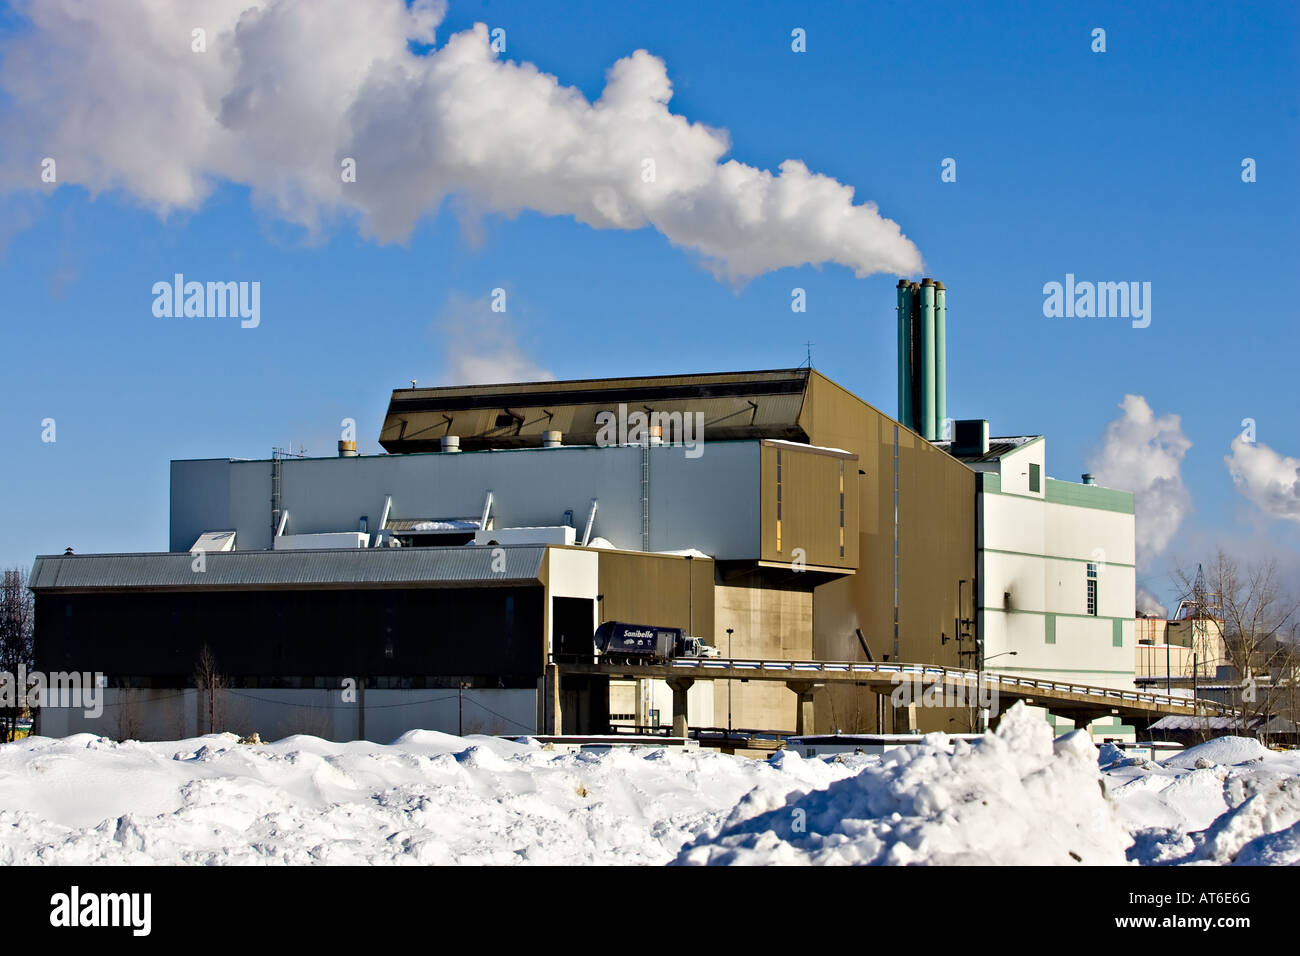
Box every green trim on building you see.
[980,606,1130,624]
[978,471,1135,516]
[1044,612,1056,645]
[1042,711,1133,739]
[1043,477,1134,515]
[979,546,1136,569]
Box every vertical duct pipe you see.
[934,281,947,439]
[896,280,913,429]
[909,282,921,429]
[919,278,937,440]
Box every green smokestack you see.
[934,281,947,439]
[897,280,913,428]
[920,278,936,440]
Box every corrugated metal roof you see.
[933,436,1041,463]
[29,545,546,592]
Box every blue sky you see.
[1,0,1297,609]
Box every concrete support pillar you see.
[785,681,824,736]
[666,678,694,738]
[543,663,562,735]
[892,703,915,734]
[1053,711,1100,736]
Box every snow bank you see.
[2,706,1298,866]
[1105,736,1300,865]
[1161,735,1269,770]
[674,703,1130,865]
[0,731,850,865]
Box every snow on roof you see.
[932,435,1042,463]
[760,438,854,456]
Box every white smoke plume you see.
[1087,395,1192,565]
[1135,585,1168,619]
[1225,436,1300,523]
[0,0,922,282]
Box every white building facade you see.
[964,436,1139,739]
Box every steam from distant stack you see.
[897,279,947,440]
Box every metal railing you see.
[570,656,1236,715]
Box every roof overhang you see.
[379,368,812,453]
[29,545,547,593]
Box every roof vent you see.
[543,430,562,448]
[441,435,461,453]
[952,419,990,457]
[338,440,358,457]
[1082,473,1096,485]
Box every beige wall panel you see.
[710,578,812,732]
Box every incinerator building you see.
[30,281,1137,741]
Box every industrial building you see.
[933,430,1137,738]
[30,281,1140,743]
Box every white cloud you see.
[0,0,922,282]
[431,293,553,386]
[1225,436,1300,523]
[1086,394,1192,565]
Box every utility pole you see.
[726,627,734,734]
[1192,652,1198,721]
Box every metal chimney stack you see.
[895,277,948,441]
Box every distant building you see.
[1135,613,1227,690]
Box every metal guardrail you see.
[584,657,1236,715]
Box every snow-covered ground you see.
[0,703,1296,865]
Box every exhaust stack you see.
[895,277,948,441]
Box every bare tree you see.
[0,569,35,743]
[193,643,225,735]
[1174,551,1299,742]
